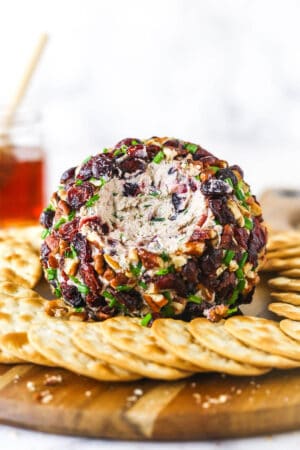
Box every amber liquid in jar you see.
[0,145,44,227]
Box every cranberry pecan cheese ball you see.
[40,137,267,324]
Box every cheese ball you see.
[40,137,267,324]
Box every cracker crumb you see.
[36,390,53,404]
[190,382,196,388]
[192,392,201,404]
[126,395,138,402]
[26,381,36,392]
[85,390,92,397]
[133,388,143,396]
[44,374,63,386]
[13,374,20,384]
[236,389,242,395]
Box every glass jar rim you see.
[0,107,41,129]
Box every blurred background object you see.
[0,0,299,201]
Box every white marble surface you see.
[0,0,300,447]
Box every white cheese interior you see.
[80,160,213,270]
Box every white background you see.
[0,0,300,448]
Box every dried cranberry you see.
[220,224,234,249]
[164,139,180,148]
[77,158,94,181]
[201,179,233,197]
[172,193,185,213]
[127,144,148,159]
[123,182,140,197]
[199,247,223,276]
[118,157,146,175]
[192,147,213,160]
[92,154,115,178]
[155,273,186,297]
[80,216,109,235]
[115,289,143,312]
[146,145,161,159]
[215,270,236,302]
[189,229,213,241]
[248,218,267,265]
[181,301,207,321]
[67,182,94,209]
[115,138,142,148]
[217,168,238,186]
[40,242,50,267]
[80,263,101,294]
[85,293,106,308]
[58,217,80,241]
[60,166,76,184]
[45,234,60,253]
[182,259,199,284]
[209,197,235,225]
[234,227,249,249]
[73,233,92,263]
[40,209,55,228]
[60,283,84,307]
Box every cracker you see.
[268,303,300,320]
[280,320,300,342]
[0,281,40,299]
[0,332,55,366]
[0,349,24,364]
[28,319,141,381]
[0,242,42,288]
[151,319,269,376]
[224,316,300,360]
[280,269,300,278]
[99,316,200,372]
[267,246,300,260]
[189,318,299,369]
[270,291,300,306]
[73,323,192,380]
[267,231,300,251]
[263,258,300,272]
[0,225,42,254]
[268,276,300,292]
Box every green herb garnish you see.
[41,229,50,239]
[237,279,246,292]
[102,148,109,153]
[65,244,77,259]
[151,217,165,222]
[239,252,248,268]
[225,177,234,188]
[149,191,160,197]
[82,156,92,164]
[69,275,90,295]
[163,291,172,302]
[223,249,235,266]
[160,252,170,262]
[226,306,238,317]
[228,287,239,305]
[184,143,198,154]
[86,194,100,208]
[138,280,147,290]
[187,295,203,304]
[209,166,220,173]
[141,313,152,327]
[153,151,165,164]
[114,146,127,157]
[116,285,132,292]
[47,268,57,281]
[236,268,244,279]
[54,217,66,230]
[244,217,253,231]
[75,179,83,186]
[131,140,139,145]
[74,307,84,313]
[68,210,76,221]
[129,261,142,277]
[54,287,62,298]
[156,266,174,275]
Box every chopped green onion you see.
[228,288,239,305]
[102,290,115,300]
[57,185,64,190]
[187,295,203,304]
[237,279,246,292]
[151,217,165,222]
[108,298,117,308]
[116,285,132,292]
[226,306,238,317]
[65,244,77,259]
[138,280,147,290]
[45,204,55,212]
[161,303,174,316]
[156,266,174,275]
[209,166,220,173]
[69,275,90,295]
[47,268,57,281]
[41,229,50,239]
[102,148,109,153]
[114,146,127,157]
[99,177,106,187]
[163,291,172,302]
[54,287,62,298]
[85,194,100,208]
[153,151,165,164]
[141,313,152,327]
[194,175,200,181]
[129,261,142,277]
[68,210,76,221]
[236,268,244,279]
[54,217,66,230]
[75,179,83,186]
[184,143,198,154]
[225,177,234,188]
[215,218,221,225]
[235,187,245,201]
[74,307,84,312]
[239,252,248,268]
[160,252,170,262]
[131,139,139,145]
[82,156,92,164]
[244,217,253,231]
[223,249,235,266]
[149,191,160,197]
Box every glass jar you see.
[0,109,45,227]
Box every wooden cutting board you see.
[0,189,300,440]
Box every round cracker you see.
[263,258,300,272]
[280,269,300,278]
[268,277,300,292]
[0,281,41,299]
[28,319,141,381]
[267,246,300,260]
[0,332,54,366]
[270,291,300,306]
[267,231,300,251]
[0,226,42,254]
[73,322,192,380]
[99,316,201,372]
[225,316,300,360]
[269,302,300,320]
[189,318,299,369]
[151,319,270,376]
[280,320,300,342]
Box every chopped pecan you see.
[93,254,105,275]
[138,249,161,269]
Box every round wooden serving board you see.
[0,189,300,440]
